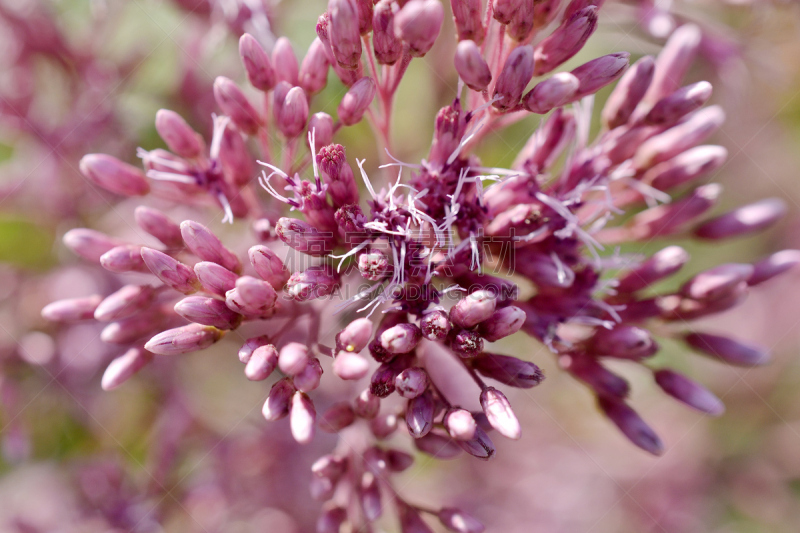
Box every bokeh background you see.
[2,0,800,531]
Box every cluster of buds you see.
[41,0,797,531]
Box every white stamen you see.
[355,158,378,199]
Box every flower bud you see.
[359,472,382,521]
[380,323,422,354]
[645,145,728,191]
[438,507,485,533]
[444,408,477,440]
[450,290,497,329]
[616,246,689,293]
[370,364,398,398]
[272,37,299,86]
[79,154,150,197]
[286,265,340,301]
[419,310,450,340]
[354,249,388,281]
[319,402,356,433]
[373,0,403,65]
[654,369,725,416]
[522,72,579,114]
[694,198,786,240]
[355,388,380,419]
[299,38,330,95]
[140,248,200,294]
[238,335,271,364]
[92,285,153,322]
[533,7,598,76]
[645,81,713,126]
[370,412,399,439]
[451,0,485,43]
[225,275,277,316]
[290,391,316,444]
[394,0,444,58]
[455,425,496,460]
[193,261,237,297]
[329,0,363,69]
[477,306,526,342]
[449,329,483,358]
[239,33,276,91]
[263,378,295,421]
[134,206,183,249]
[63,228,121,262]
[492,45,535,111]
[338,77,376,126]
[317,506,348,533]
[598,397,663,455]
[309,112,335,149]
[512,108,576,176]
[337,318,373,353]
[590,326,657,360]
[570,52,630,99]
[155,109,204,159]
[145,324,223,355]
[454,40,492,92]
[278,342,311,376]
[749,250,800,286]
[395,367,429,399]
[480,387,521,440]
[213,76,261,135]
[174,296,242,330]
[244,344,279,381]
[685,332,769,366]
[562,353,629,398]
[295,358,324,392]
[276,86,309,138]
[101,348,153,391]
[492,0,517,24]
[180,220,241,273]
[680,263,754,302]
[602,55,655,129]
[633,106,725,170]
[101,314,161,344]
[331,349,369,380]
[276,217,336,256]
[406,391,435,438]
[317,144,359,207]
[42,295,103,322]
[100,245,147,273]
[472,353,545,388]
[312,454,348,479]
[414,432,464,459]
[643,24,702,105]
[248,245,290,289]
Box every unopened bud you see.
[329,0,363,69]
[277,87,309,138]
[338,77,376,126]
[395,367,429,399]
[749,250,800,286]
[309,112,335,149]
[454,40,491,92]
[654,369,725,416]
[286,265,340,301]
[276,217,335,256]
[355,388,380,419]
[79,154,150,197]
[299,38,331,95]
[685,332,769,366]
[444,408,477,440]
[598,397,663,455]
[263,378,295,421]
[616,246,689,293]
[570,52,630,99]
[145,324,223,355]
[414,432,464,459]
[373,0,403,65]
[645,145,728,191]
[380,323,422,354]
[394,0,444,58]
[694,198,786,240]
[450,290,497,329]
[333,349,371,380]
[101,348,153,391]
[645,81,713,126]
[680,263,754,302]
[406,391,435,438]
[290,391,316,444]
[42,295,103,322]
[522,72,579,114]
[359,472,383,521]
[101,314,161,344]
[279,342,311,375]
[248,245,290,289]
[295,358,324,392]
[238,335,271,364]
[643,23,702,105]
[633,106,725,170]
[213,76,261,135]
[100,245,147,274]
[420,310,451,340]
[141,248,200,294]
[63,228,121,262]
[155,109,204,159]
[472,353,545,388]
[455,425,496,460]
[477,306,526,342]
[438,507,486,533]
[239,33,276,91]
[225,275,277,317]
[174,296,242,330]
[193,261,238,297]
[451,0,485,43]
[337,317,373,352]
[319,402,356,433]
[94,285,155,322]
[180,220,241,273]
[492,45,535,111]
[602,55,655,129]
[480,387,521,440]
[134,206,183,249]
[449,329,483,358]
[244,344,279,381]
[370,412,398,439]
[533,7,598,76]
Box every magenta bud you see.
[213,76,261,135]
[286,265,340,302]
[563,354,629,398]
[694,198,786,240]
[290,391,317,444]
[480,387,521,440]
[370,364,398,398]
[42,295,103,322]
[355,388,380,419]
[533,7,598,76]
[420,310,451,340]
[456,425,496,460]
[681,263,754,302]
[492,0,517,24]
[94,285,155,322]
[338,76,376,126]
[617,246,689,293]
[438,507,485,533]
[308,112,335,149]
[295,358,324,392]
[749,250,800,286]
[263,378,295,421]
[492,45,535,111]
[174,296,242,330]
[134,206,183,249]
[654,369,725,416]
[248,245,290,289]
[472,353,544,388]
[238,335,271,364]
[337,318,373,353]
[239,33,276,91]
[276,217,335,256]
[155,109,204,159]
[317,506,348,533]
[356,249,389,281]
[449,329,483,358]
[317,143,359,207]
[522,72,579,114]
[277,86,309,138]
[685,332,769,366]
[634,106,726,170]
[63,228,121,263]
[272,37,300,86]
[571,52,630,99]
[602,55,655,129]
[319,403,356,434]
[621,183,721,241]
[193,261,237,297]
[101,348,153,391]
[333,349,371,380]
[219,121,254,188]
[507,0,536,42]
[380,323,422,354]
[278,342,310,376]
[598,397,663,455]
[645,145,728,191]
[394,0,444,57]
[454,40,492,92]
[452,0,485,43]
[371,413,399,439]
[590,325,657,360]
[312,454,348,479]
[406,391,435,438]
[101,314,161,344]
[244,344,279,381]
[145,324,223,355]
[79,154,149,197]
[477,306,526,342]
[100,245,147,274]
[385,448,414,472]
[373,0,403,65]
[444,408,477,440]
[329,0,363,69]
[358,472,382,521]
[414,432,464,459]
[450,290,497,329]
[645,81,713,126]
[180,221,241,273]
[142,248,200,294]
[272,81,292,123]
[225,276,278,317]
[356,0,374,34]
[644,24,702,105]
[395,367,429,399]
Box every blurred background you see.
[2,0,800,531]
